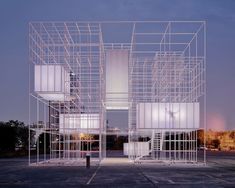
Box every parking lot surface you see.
[0,151,234,187]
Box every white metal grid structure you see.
[29,21,206,165]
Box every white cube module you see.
[59,114,100,134]
[136,103,200,129]
[105,50,129,109]
[34,64,70,101]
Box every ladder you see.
[151,131,163,152]
[151,130,164,159]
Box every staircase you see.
[134,130,164,162]
[151,131,163,152]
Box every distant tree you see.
[38,133,50,153]
[211,139,220,149]
[0,120,35,153]
[17,126,34,150]
[229,131,235,139]
[116,136,128,150]
[0,121,17,152]
[106,135,115,150]
[197,129,204,147]
[6,120,24,127]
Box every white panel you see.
[48,65,54,91]
[139,103,145,129]
[180,103,187,128]
[61,66,65,92]
[59,114,100,134]
[34,64,70,101]
[145,103,152,128]
[152,103,159,128]
[38,94,65,101]
[195,103,200,129]
[137,103,200,129]
[106,50,129,109]
[123,142,149,156]
[34,65,41,91]
[41,66,47,91]
[136,104,139,130]
[55,65,61,91]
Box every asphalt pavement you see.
[0,151,234,187]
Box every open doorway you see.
[106,110,128,157]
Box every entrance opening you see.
[106,110,128,157]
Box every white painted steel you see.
[136,103,199,129]
[59,114,100,134]
[34,65,70,101]
[106,50,129,109]
[29,21,206,165]
[123,142,149,156]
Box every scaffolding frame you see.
[29,21,206,165]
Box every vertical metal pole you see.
[44,104,46,161]
[204,22,207,165]
[37,99,39,164]
[28,62,31,165]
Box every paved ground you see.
[0,151,235,187]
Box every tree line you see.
[0,120,34,157]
